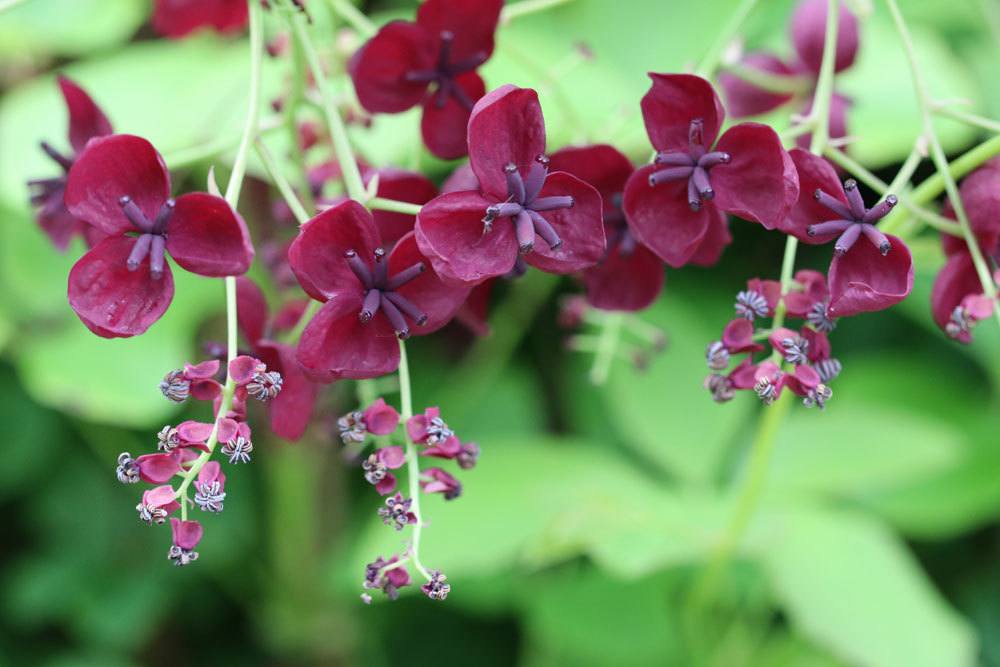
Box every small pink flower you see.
[137,485,180,525]
[363,398,401,435]
[364,446,406,495]
[421,467,462,500]
[406,407,453,445]
[168,518,203,566]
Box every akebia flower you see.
[64,134,254,337]
[168,518,203,566]
[785,149,913,317]
[349,0,503,159]
[151,0,249,39]
[363,446,406,495]
[416,85,605,285]
[290,200,469,380]
[548,144,665,312]
[790,0,859,75]
[29,76,112,250]
[421,467,462,500]
[623,73,798,268]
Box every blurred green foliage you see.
[1,0,999,666]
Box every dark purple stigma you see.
[647,119,731,212]
[481,154,574,255]
[118,196,175,279]
[807,179,897,256]
[345,247,428,339]
[404,31,487,112]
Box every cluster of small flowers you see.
[115,355,282,566]
[338,399,478,602]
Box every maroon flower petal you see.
[584,242,664,311]
[288,200,378,301]
[713,123,799,229]
[467,85,547,201]
[68,236,174,338]
[723,318,759,353]
[416,0,503,62]
[958,158,1000,240]
[622,165,712,268]
[548,143,634,206]
[256,340,317,441]
[349,21,435,113]
[442,162,479,193]
[65,134,171,237]
[177,420,214,444]
[790,0,859,75]
[365,167,438,248]
[184,359,220,380]
[785,269,830,316]
[455,280,493,335]
[37,201,87,252]
[828,234,914,317]
[931,251,982,342]
[166,192,253,277]
[389,231,470,333]
[687,206,732,267]
[236,276,268,344]
[296,293,400,381]
[796,92,852,151]
[137,452,181,484]
[57,75,112,153]
[228,355,261,384]
[718,53,797,118]
[415,190,518,285]
[152,0,249,39]
[421,71,486,159]
[170,518,203,550]
[785,148,848,243]
[640,73,725,153]
[524,172,606,274]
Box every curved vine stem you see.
[398,340,432,581]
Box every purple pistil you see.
[404,31,487,111]
[481,155,575,254]
[647,119,731,211]
[807,179,897,256]
[345,248,428,338]
[118,196,175,279]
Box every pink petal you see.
[388,232,470,333]
[442,162,479,193]
[718,53,796,118]
[421,71,486,159]
[375,473,398,496]
[406,414,430,442]
[377,445,406,469]
[723,318,759,353]
[416,0,502,62]
[828,234,914,317]
[183,359,220,380]
[783,364,821,396]
[713,123,799,229]
[236,276,268,344]
[415,190,518,285]
[64,134,171,237]
[152,0,248,38]
[144,485,180,512]
[197,461,224,486]
[583,241,664,312]
[177,420,214,444]
[296,292,400,381]
[189,380,222,402]
[254,340,317,441]
[137,452,181,484]
[169,517,204,550]
[467,85,547,201]
[217,417,240,444]
[228,355,262,384]
[931,251,982,342]
[166,192,254,277]
[349,21,435,113]
[790,0,859,75]
[423,435,463,459]
[548,143,634,206]
[57,75,112,153]
[785,148,848,242]
[67,236,174,338]
[622,165,712,268]
[288,200,378,301]
[524,172,606,275]
[640,73,725,152]
[363,398,401,435]
[364,167,438,248]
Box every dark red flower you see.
[290,200,469,380]
[151,0,249,39]
[349,0,503,159]
[64,134,254,337]
[236,277,318,440]
[790,0,860,75]
[623,73,798,268]
[28,76,113,250]
[548,144,664,312]
[415,85,605,285]
[718,53,798,118]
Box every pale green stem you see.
[934,105,1000,135]
[694,0,761,78]
[823,146,963,236]
[398,340,432,581]
[588,312,623,385]
[328,0,375,37]
[885,0,999,322]
[885,141,924,195]
[720,62,813,95]
[255,138,311,225]
[281,300,321,345]
[500,0,572,23]
[368,197,423,216]
[288,12,366,202]
[175,0,263,506]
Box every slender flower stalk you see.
[398,340,432,581]
[328,0,376,38]
[589,312,624,385]
[368,197,424,216]
[934,105,1000,134]
[255,138,311,225]
[884,0,1000,327]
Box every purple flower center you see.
[405,31,487,111]
[807,179,897,256]
[118,195,176,279]
[344,247,427,339]
[481,154,575,255]
[647,119,732,211]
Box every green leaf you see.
[0,0,146,61]
[762,507,976,667]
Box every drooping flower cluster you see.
[117,355,282,565]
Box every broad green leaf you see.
[0,0,146,61]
